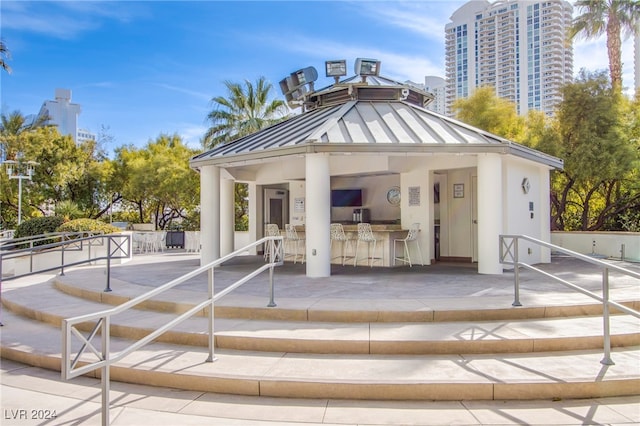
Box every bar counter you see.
[293,224,408,267]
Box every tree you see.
[1,126,108,226]
[203,76,288,148]
[111,134,199,230]
[0,39,11,74]
[569,0,640,91]
[452,86,527,143]
[1,110,49,142]
[543,70,639,230]
[203,77,289,231]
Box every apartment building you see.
[444,0,573,117]
[36,88,96,144]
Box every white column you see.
[539,167,551,263]
[305,153,331,277]
[477,154,503,274]
[220,176,235,256]
[200,165,220,266]
[247,182,258,255]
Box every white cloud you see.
[177,124,207,149]
[154,83,211,103]
[1,1,147,39]
[353,1,461,43]
[255,33,443,83]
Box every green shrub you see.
[14,216,66,241]
[57,219,121,235]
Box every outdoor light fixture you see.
[279,66,318,106]
[3,157,38,225]
[291,66,318,87]
[354,58,381,79]
[325,60,347,83]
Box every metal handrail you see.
[0,233,131,327]
[0,231,89,250]
[500,234,640,366]
[0,232,129,285]
[62,235,283,426]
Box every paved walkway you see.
[1,252,639,425]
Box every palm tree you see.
[203,76,288,149]
[0,39,11,74]
[569,0,640,91]
[1,110,49,136]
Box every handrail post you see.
[104,237,112,292]
[101,315,110,426]
[60,238,65,276]
[206,267,215,362]
[512,237,522,307]
[268,268,276,308]
[601,267,614,365]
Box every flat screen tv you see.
[331,189,362,207]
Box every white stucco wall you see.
[503,158,552,264]
[551,232,640,261]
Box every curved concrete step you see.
[52,276,640,323]
[1,310,638,401]
[3,280,640,355]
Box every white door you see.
[264,188,288,232]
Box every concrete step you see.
[3,280,640,355]
[51,273,640,323]
[1,310,638,401]
[4,358,640,426]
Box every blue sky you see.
[1,1,636,153]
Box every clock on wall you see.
[386,187,401,206]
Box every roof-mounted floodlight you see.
[279,66,318,108]
[291,66,318,89]
[325,60,347,83]
[354,58,380,82]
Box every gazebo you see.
[190,60,563,278]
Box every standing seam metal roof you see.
[191,98,562,169]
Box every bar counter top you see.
[294,223,404,232]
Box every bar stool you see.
[354,223,382,267]
[393,222,424,267]
[285,224,305,264]
[264,224,281,262]
[330,223,355,265]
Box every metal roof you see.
[191,86,563,170]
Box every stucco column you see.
[539,167,551,263]
[477,154,503,274]
[305,153,331,277]
[220,176,235,256]
[247,182,258,255]
[200,165,220,266]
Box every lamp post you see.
[3,158,38,225]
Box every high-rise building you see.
[444,0,573,117]
[424,76,447,115]
[36,88,96,144]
